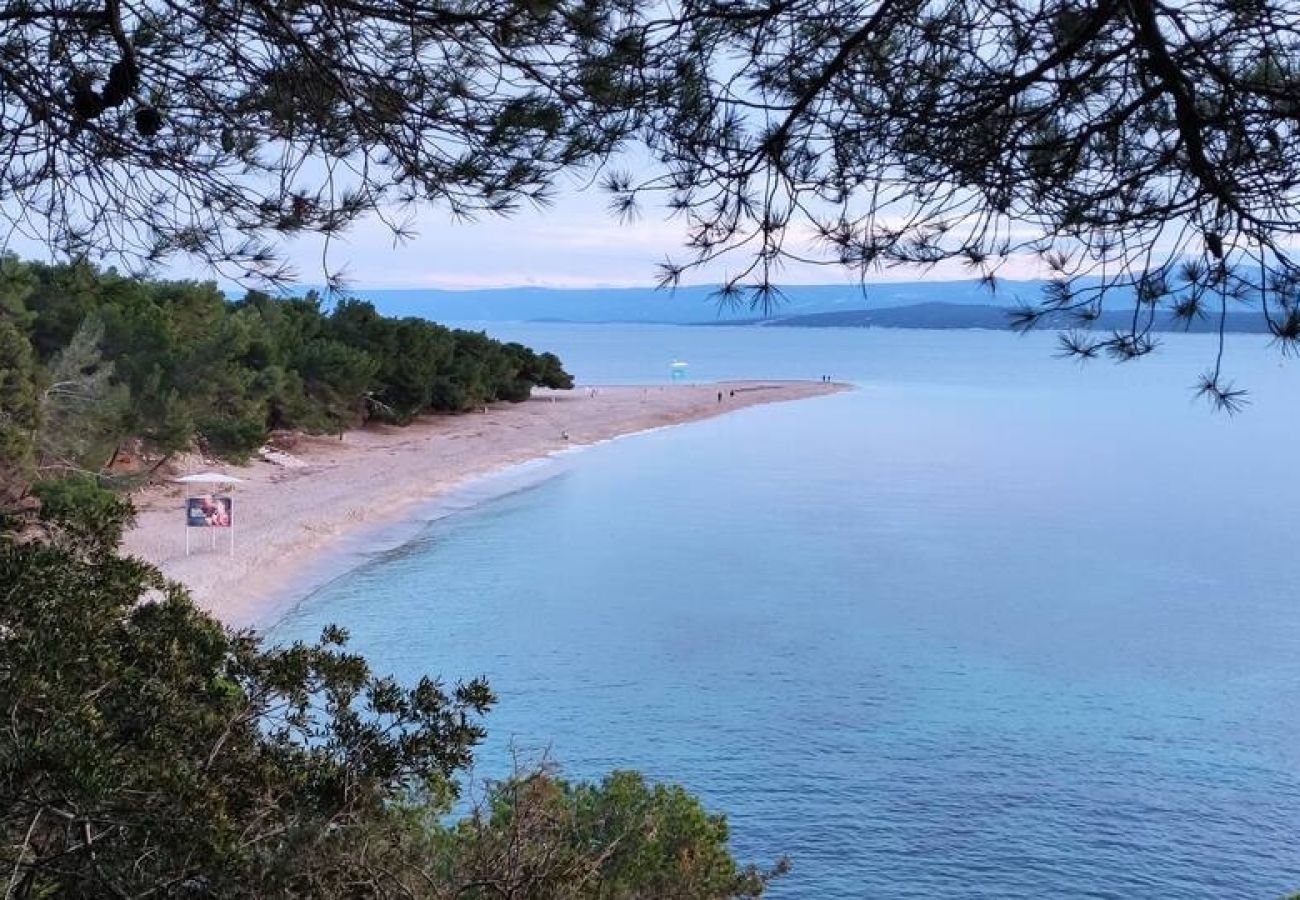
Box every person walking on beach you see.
[717,391,723,403]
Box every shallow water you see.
[272,326,1300,898]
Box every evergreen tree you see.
[1,258,573,470]
[0,320,40,511]
[40,315,131,474]
[0,494,771,898]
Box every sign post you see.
[173,472,244,556]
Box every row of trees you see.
[0,484,773,897]
[0,256,768,897]
[0,255,572,497]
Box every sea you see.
[269,324,1300,898]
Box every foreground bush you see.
[0,489,768,898]
[0,255,575,475]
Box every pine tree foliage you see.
[0,318,40,508]
[40,313,131,474]
[0,0,641,287]
[0,256,574,490]
[6,0,1300,402]
[609,0,1300,405]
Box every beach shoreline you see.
[123,381,849,628]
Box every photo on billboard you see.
[186,495,233,528]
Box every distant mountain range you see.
[746,302,1273,334]
[340,281,1269,334]
[348,280,1034,324]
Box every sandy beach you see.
[124,381,847,627]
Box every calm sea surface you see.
[271,325,1300,898]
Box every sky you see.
[258,184,1053,290]
[5,167,1052,291]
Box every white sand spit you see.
[123,381,847,626]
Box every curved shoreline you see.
[124,381,849,628]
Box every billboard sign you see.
[186,495,233,528]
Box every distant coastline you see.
[124,381,848,628]
[302,279,1047,324]
[703,301,1277,333]
[291,281,1275,334]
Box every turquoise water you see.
[272,326,1300,898]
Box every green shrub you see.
[31,475,135,557]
